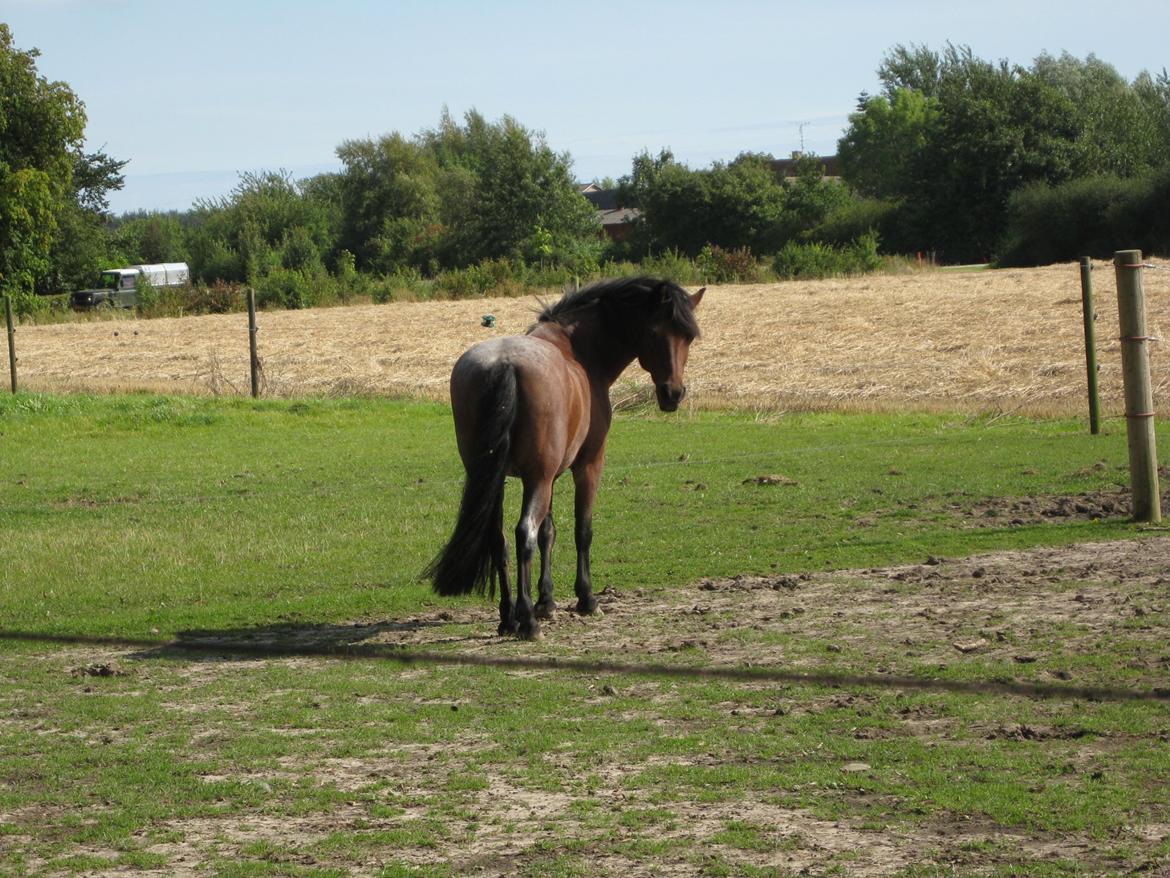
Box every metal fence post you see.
[1079,257,1101,434]
[4,296,15,394]
[247,288,260,398]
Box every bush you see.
[807,198,897,246]
[134,276,159,312]
[997,167,1170,266]
[638,248,703,285]
[773,234,882,280]
[5,288,49,319]
[254,267,318,310]
[434,258,523,299]
[370,268,432,304]
[155,282,246,316]
[696,244,761,283]
[279,225,322,274]
[997,175,1135,266]
[187,232,243,284]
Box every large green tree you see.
[186,170,338,283]
[917,51,1081,260]
[0,25,125,303]
[46,149,128,292]
[1031,52,1166,177]
[335,132,442,272]
[0,24,84,302]
[838,44,1170,262]
[335,110,598,274]
[837,87,938,200]
[616,150,844,257]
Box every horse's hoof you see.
[575,596,599,615]
[518,622,544,641]
[533,599,557,620]
[498,620,518,637]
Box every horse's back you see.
[451,335,590,478]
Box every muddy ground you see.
[26,537,1170,877]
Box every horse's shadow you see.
[131,615,493,663]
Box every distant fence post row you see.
[0,291,262,399]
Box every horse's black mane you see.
[537,276,700,340]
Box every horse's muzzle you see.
[656,383,686,412]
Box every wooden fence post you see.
[4,296,15,394]
[247,288,260,398]
[1079,257,1101,434]
[1113,250,1161,523]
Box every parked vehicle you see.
[70,263,190,309]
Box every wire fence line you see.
[3,629,1166,704]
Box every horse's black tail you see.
[425,363,517,598]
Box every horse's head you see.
[637,285,704,412]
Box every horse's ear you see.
[690,287,706,309]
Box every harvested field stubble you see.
[16,262,1169,414]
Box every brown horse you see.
[426,276,704,639]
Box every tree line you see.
[3,23,1169,317]
[836,44,1170,263]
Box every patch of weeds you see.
[116,849,172,868]
[711,819,777,851]
[376,865,453,878]
[617,806,677,829]
[699,853,793,877]
[610,836,691,859]
[566,798,618,831]
[517,853,591,878]
[368,803,408,819]
[314,821,447,854]
[211,858,348,877]
[43,853,117,872]
[443,771,488,792]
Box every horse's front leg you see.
[514,480,553,639]
[571,460,603,615]
[533,511,557,620]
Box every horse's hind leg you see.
[492,505,517,636]
[533,511,557,620]
[514,479,553,640]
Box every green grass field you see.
[1,393,1167,876]
[0,393,1144,636]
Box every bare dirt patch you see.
[40,537,1169,876]
[370,537,1170,688]
[945,465,1170,528]
[17,262,1170,414]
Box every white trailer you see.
[129,263,190,288]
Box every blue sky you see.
[4,0,1169,214]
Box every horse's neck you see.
[530,318,636,387]
[565,318,638,387]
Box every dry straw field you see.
[16,261,1170,415]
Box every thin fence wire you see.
[3,629,1167,704]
